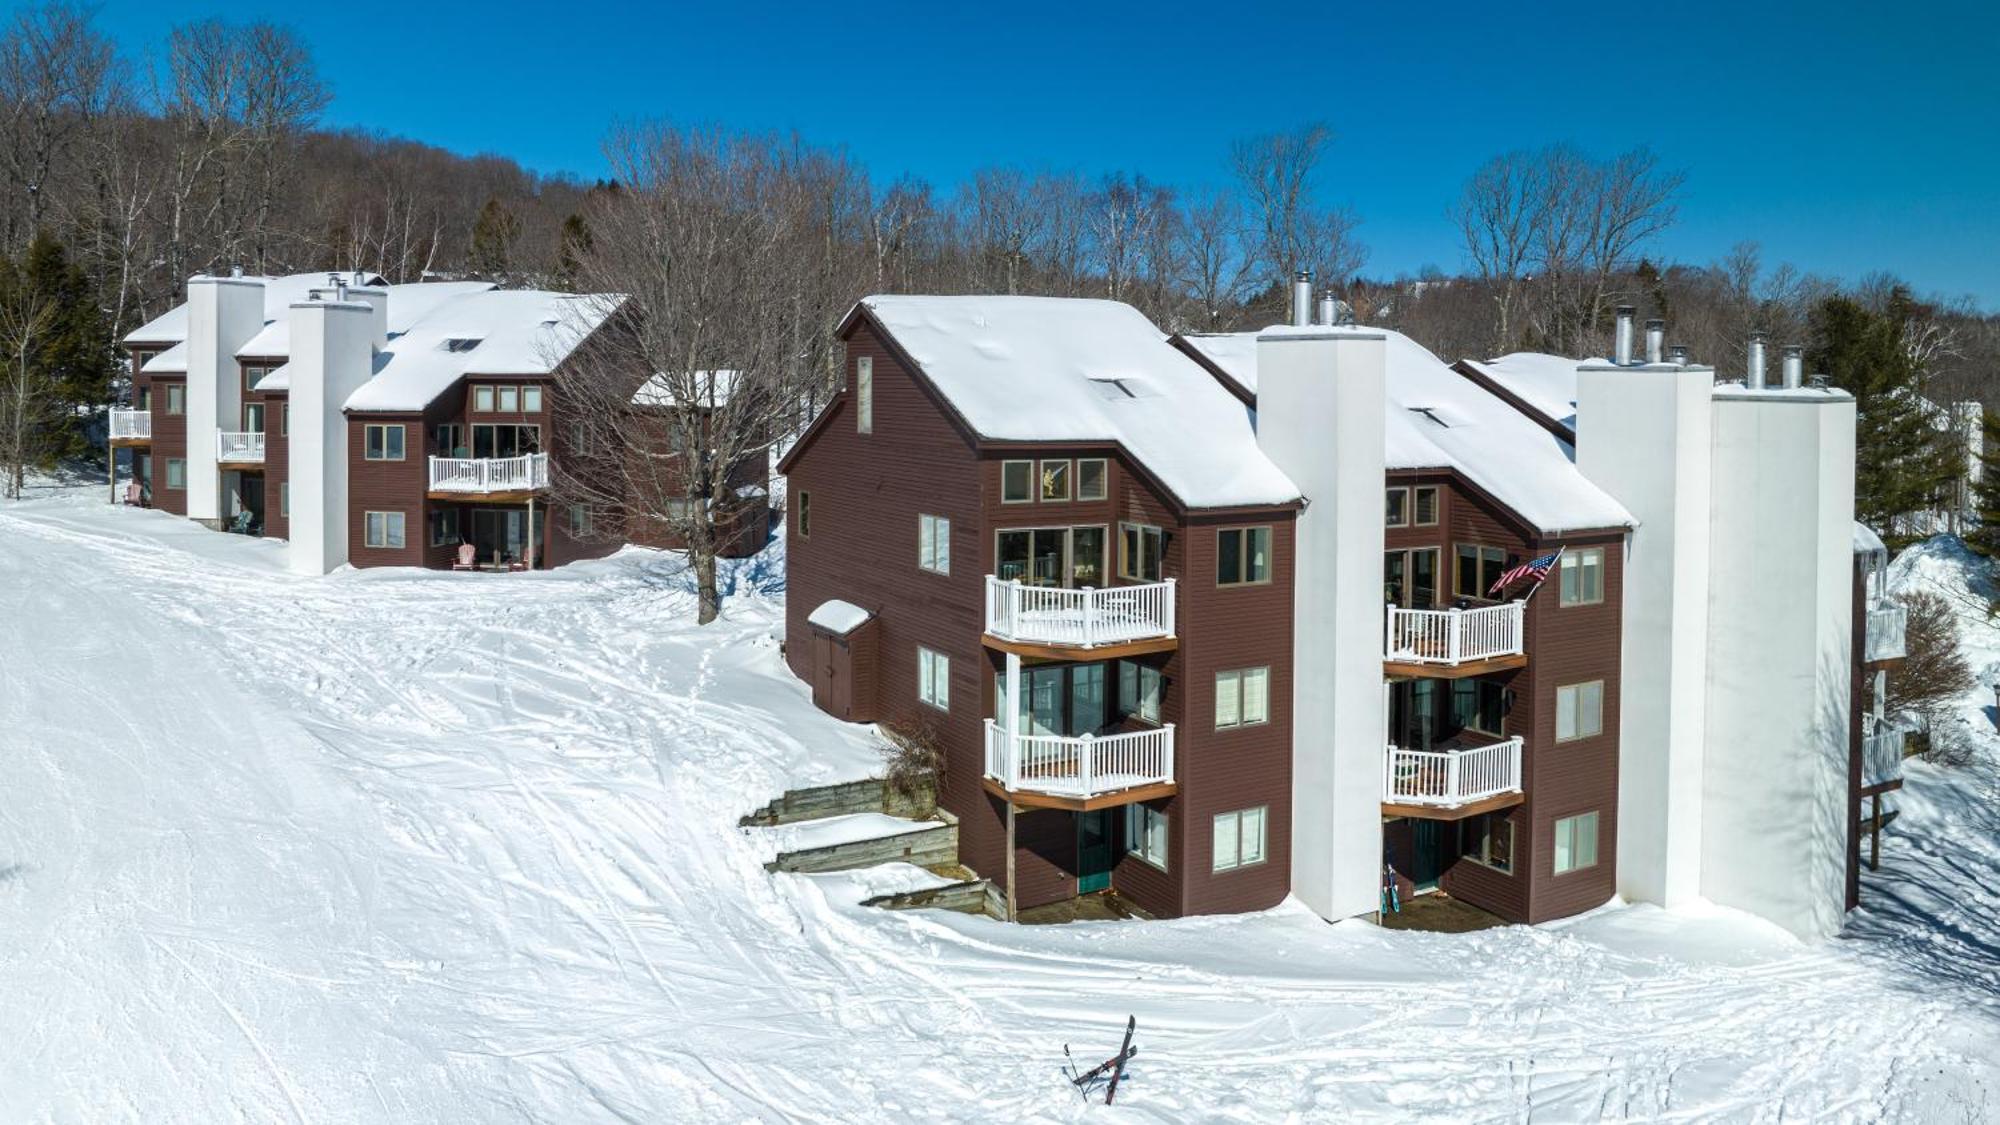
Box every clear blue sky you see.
[90,0,2000,308]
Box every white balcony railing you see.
[983,719,1175,801]
[216,431,264,462]
[109,409,151,441]
[983,576,1176,648]
[1863,725,1907,789]
[428,453,550,494]
[1865,602,1907,664]
[1385,601,1526,666]
[1383,738,1524,808]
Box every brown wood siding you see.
[148,372,187,515]
[263,391,289,539]
[346,413,428,567]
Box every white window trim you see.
[474,385,495,412]
[856,356,874,434]
[1039,459,1070,502]
[1556,680,1605,743]
[522,385,544,413]
[1559,548,1606,607]
[1119,661,1163,725]
[1413,485,1440,527]
[1217,526,1273,587]
[1212,806,1268,872]
[1119,521,1163,581]
[1000,460,1033,504]
[1463,814,1516,874]
[1077,458,1109,502]
[364,510,406,549]
[364,423,406,462]
[918,514,950,575]
[1553,811,1600,875]
[164,458,186,489]
[1215,666,1270,730]
[1125,804,1169,870]
[1386,486,1410,527]
[917,645,949,711]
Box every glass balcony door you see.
[996,663,1109,738]
[996,526,1109,588]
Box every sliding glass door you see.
[996,663,1109,738]
[996,526,1110,588]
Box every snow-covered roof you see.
[141,341,188,375]
[1454,352,1605,435]
[1854,522,1887,557]
[633,370,740,408]
[236,281,495,358]
[1181,329,1633,533]
[122,271,383,347]
[857,296,1301,511]
[807,599,873,635]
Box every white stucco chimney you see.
[183,276,266,527]
[345,286,390,349]
[1575,354,1716,910]
[1254,322,1387,921]
[286,296,377,575]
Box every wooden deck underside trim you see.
[1381,789,1525,822]
[982,634,1178,663]
[982,776,1177,812]
[1383,653,1528,680]
[109,437,151,448]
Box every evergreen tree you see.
[19,233,115,463]
[555,212,592,290]
[1966,409,2000,557]
[468,197,519,280]
[1808,290,1955,545]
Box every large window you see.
[795,491,811,537]
[471,423,540,458]
[996,526,1103,588]
[1556,680,1604,742]
[1215,667,1270,730]
[430,507,459,547]
[497,385,520,412]
[997,663,1106,738]
[1120,522,1163,582]
[1212,807,1267,872]
[917,646,949,710]
[1560,548,1605,606]
[918,514,950,574]
[1553,811,1600,874]
[434,423,465,456]
[474,385,495,412]
[1217,526,1272,586]
[1451,679,1507,736]
[1118,660,1163,724]
[1001,460,1032,503]
[364,510,406,549]
[1077,458,1108,501]
[1462,813,1515,873]
[522,385,544,413]
[568,505,591,537]
[1384,547,1441,608]
[364,423,406,461]
[165,458,185,489]
[1386,487,1409,527]
[855,356,873,434]
[1039,459,1070,501]
[1454,544,1507,600]
[1125,804,1168,869]
[242,402,265,433]
[164,384,185,415]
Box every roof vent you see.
[1408,406,1450,429]
[1086,374,1152,400]
[444,338,482,354]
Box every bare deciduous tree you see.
[0,3,119,247]
[1451,150,1547,353]
[552,125,840,623]
[1232,122,1366,307]
[0,271,56,497]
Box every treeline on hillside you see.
[1,3,1995,539]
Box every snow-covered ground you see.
[3,481,1998,1122]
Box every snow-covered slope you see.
[1,486,1996,1121]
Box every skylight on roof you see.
[443,338,482,353]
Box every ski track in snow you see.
[1,486,1997,1123]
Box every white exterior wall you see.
[1702,389,1857,940]
[1574,362,1714,908]
[286,300,377,575]
[183,278,264,525]
[1255,329,1386,920]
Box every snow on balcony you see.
[216,431,264,463]
[428,453,550,494]
[1865,603,1907,664]
[983,576,1175,649]
[109,409,150,441]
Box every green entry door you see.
[1411,819,1446,892]
[1078,809,1114,894]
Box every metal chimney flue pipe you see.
[1668,345,1689,365]
[1747,332,1768,389]
[1614,306,1636,365]
[1290,271,1313,328]
[1644,319,1665,364]
[1317,290,1337,327]
[1781,344,1804,389]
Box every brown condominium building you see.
[781,284,1903,940]
[110,271,768,575]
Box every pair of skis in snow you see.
[1062,1016,1137,1105]
[1381,863,1402,914]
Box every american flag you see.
[1489,550,1561,596]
